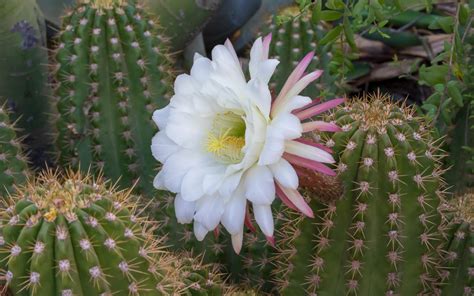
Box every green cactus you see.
[0,0,55,158]
[0,170,227,295]
[440,191,473,296]
[53,0,173,195]
[273,93,446,295]
[142,0,221,51]
[0,105,29,197]
[266,6,343,99]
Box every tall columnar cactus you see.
[54,0,173,194]
[266,6,342,99]
[0,0,54,157]
[0,170,226,295]
[0,105,29,197]
[440,191,473,296]
[273,93,446,295]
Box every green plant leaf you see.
[447,80,464,107]
[320,25,343,45]
[418,64,449,86]
[320,10,343,21]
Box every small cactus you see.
[440,191,473,296]
[266,6,342,99]
[53,0,173,195]
[0,105,29,197]
[0,170,226,295]
[273,93,446,295]
[0,0,54,157]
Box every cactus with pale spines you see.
[53,0,173,195]
[439,191,473,295]
[0,170,227,295]
[272,93,447,295]
[0,105,29,197]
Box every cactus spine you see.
[273,93,446,295]
[53,0,173,194]
[441,191,473,295]
[0,170,226,295]
[0,105,29,197]
[0,0,54,157]
[267,7,342,99]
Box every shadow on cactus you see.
[53,0,173,195]
[273,92,448,295]
[0,169,228,295]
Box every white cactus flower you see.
[151,34,343,253]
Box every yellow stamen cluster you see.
[205,111,246,164]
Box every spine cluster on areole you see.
[53,1,173,195]
[272,94,448,295]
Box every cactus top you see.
[450,191,473,224]
[82,0,125,9]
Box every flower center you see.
[206,111,246,164]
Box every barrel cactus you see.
[266,6,342,99]
[0,170,228,295]
[0,105,29,197]
[273,93,446,295]
[440,191,473,295]
[53,0,173,194]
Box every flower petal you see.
[174,193,195,224]
[151,131,179,163]
[283,152,336,176]
[194,195,225,231]
[253,204,274,237]
[269,158,298,189]
[221,189,246,235]
[271,113,302,139]
[302,121,341,133]
[258,127,285,166]
[285,140,335,164]
[244,165,275,205]
[231,231,244,254]
[152,106,170,130]
[295,98,345,120]
[276,182,314,218]
[194,221,208,241]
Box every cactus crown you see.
[452,191,474,224]
[82,0,124,9]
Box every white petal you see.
[285,140,335,163]
[271,113,302,140]
[152,106,170,130]
[244,165,275,205]
[190,56,212,83]
[269,159,298,189]
[174,194,195,224]
[153,171,166,190]
[165,111,211,149]
[193,221,208,241]
[194,196,225,231]
[258,128,285,166]
[253,204,274,237]
[281,95,312,113]
[151,131,179,163]
[248,78,272,118]
[174,74,200,95]
[159,151,207,192]
[218,172,243,199]
[221,189,246,235]
[180,168,206,202]
[231,231,244,254]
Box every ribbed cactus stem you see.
[441,191,473,295]
[0,170,226,295]
[273,93,446,295]
[54,0,172,195]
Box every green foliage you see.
[273,94,446,295]
[440,192,473,295]
[419,4,474,193]
[0,171,226,295]
[53,0,173,196]
[0,0,55,155]
[0,106,29,197]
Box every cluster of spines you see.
[53,0,173,195]
[0,171,227,295]
[0,105,29,197]
[272,94,447,295]
[439,192,473,295]
[266,7,340,98]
